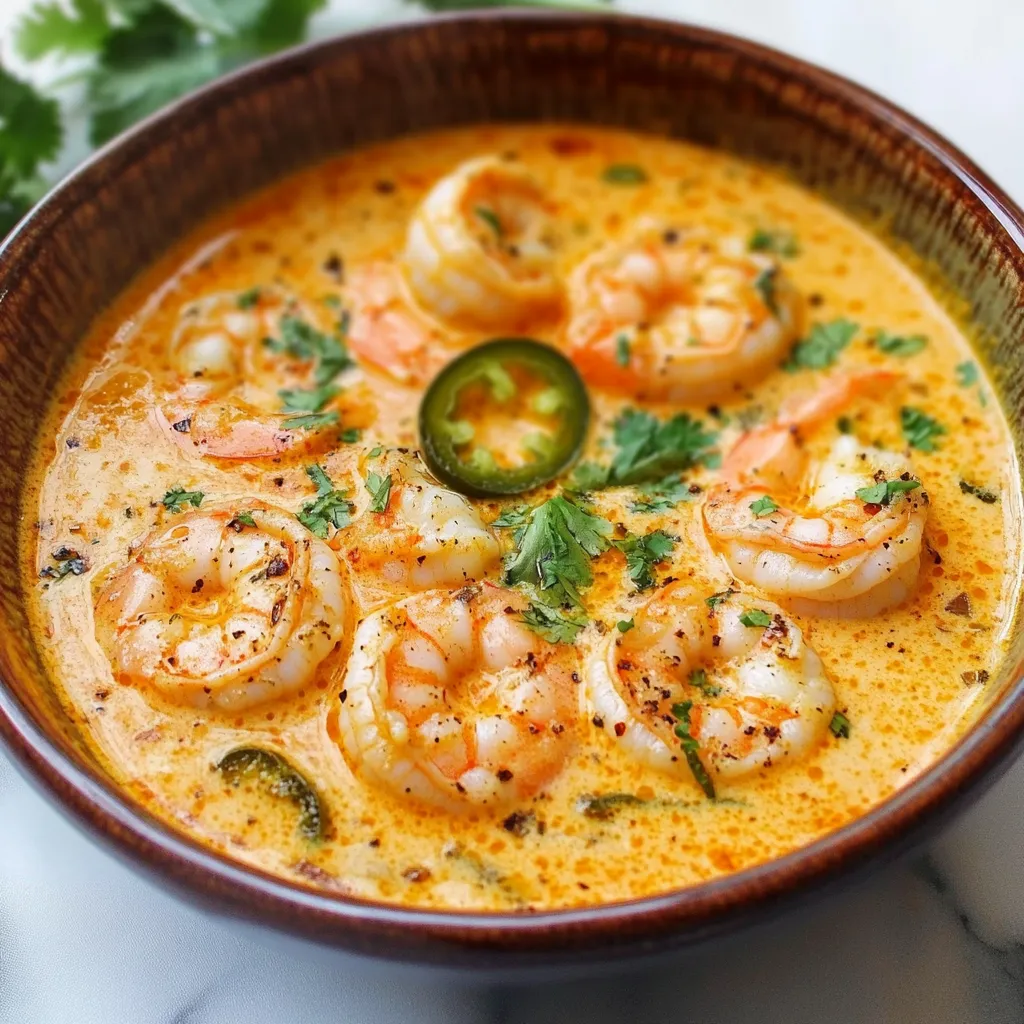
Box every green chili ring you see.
[418,338,590,497]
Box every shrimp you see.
[332,583,579,809]
[703,369,928,617]
[336,448,501,595]
[344,262,452,386]
[564,225,800,401]
[164,287,368,458]
[402,155,562,329]
[586,583,834,783]
[94,503,349,710]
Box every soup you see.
[24,126,1020,911]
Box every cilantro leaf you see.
[749,495,779,517]
[615,334,631,367]
[705,589,736,610]
[855,478,921,505]
[689,667,721,698]
[602,163,647,185]
[15,0,109,60]
[829,711,851,739]
[521,602,588,645]
[503,496,612,608]
[628,475,696,514]
[279,383,339,413]
[748,227,799,257]
[616,618,634,633]
[900,406,946,452]
[229,510,257,528]
[365,472,392,513]
[875,330,927,357]
[955,361,979,387]
[753,267,778,315]
[39,545,88,582]
[264,314,353,386]
[474,205,502,237]
[739,608,772,628]
[297,464,352,538]
[281,411,339,431]
[671,701,715,799]
[237,286,261,309]
[162,487,204,513]
[491,504,531,530]
[783,319,858,372]
[613,529,676,591]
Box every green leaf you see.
[616,618,634,633]
[829,711,851,739]
[959,479,999,504]
[753,267,778,315]
[230,510,257,528]
[365,472,392,513]
[279,383,339,413]
[237,286,260,309]
[783,319,859,372]
[628,475,696,514]
[162,486,204,513]
[415,0,613,9]
[670,701,715,800]
[854,478,921,506]
[739,608,772,628]
[749,495,779,517]
[241,0,327,52]
[615,333,631,367]
[474,205,502,238]
[689,667,721,698]
[297,464,352,537]
[705,589,736,610]
[900,406,946,452]
[503,496,612,609]
[748,227,799,258]
[874,330,927,357]
[613,529,676,591]
[15,0,110,60]
[601,163,647,185]
[263,314,353,386]
[281,411,338,431]
[521,602,588,644]
[0,66,62,180]
[955,361,979,387]
[836,415,853,434]
[491,504,531,530]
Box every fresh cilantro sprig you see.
[297,464,352,538]
[749,495,779,517]
[573,409,718,491]
[783,319,859,372]
[162,487,204,513]
[854,478,921,506]
[901,406,946,452]
[748,227,799,258]
[365,472,393,513]
[874,330,928,357]
[613,529,676,591]
[628,475,696,514]
[521,602,588,645]
[503,496,612,609]
[264,315,353,387]
[671,701,715,800]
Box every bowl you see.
[2,10,1024,971]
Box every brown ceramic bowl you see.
[2,11,1024,971]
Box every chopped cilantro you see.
[615,334,631,367]
[339,427,362,443]
[367,445,384,458]
[739,608,772,628]
[601,164,647,185]
[900,406,946,452]
[491,504,531,530]
[783,319,859,372]
[749,495,779,517]
[296,464,352,538]
[230,511,257,528]
[689,667,722,698]
[854,478,921,505]
[616,618,635,633]
[521,602,588,645]
[162,487,204,513]
[753,267,778,314]
[279,383,339,413]
[706,589,736,610]
[365,472,392,513]
[237,287,260,309]
[281,411,339,431]
[955,361,979,387]
[474,205,502,238]
[628,475,696,514]
[875,330,927,357]
[613,529,676,591]
[748,227,799,257]
[671,701,715,799]
[829,711,851,738]
[503,496,612,608]
[264,314,353,386]
[959,480,999,504]
[837,415,853,434]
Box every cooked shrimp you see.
[164,287,367,458]
[587,583,834,782]
[332,583,579,809]
[345,262,452,386]
[336,448,501,595]
[565,225,800,400]
[402,155,561,329]
[703,369,927,616]
[95,503,349,710]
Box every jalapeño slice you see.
[418,338,589,497]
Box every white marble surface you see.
[3,0,1024,1021]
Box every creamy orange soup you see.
[24,126,1021,911]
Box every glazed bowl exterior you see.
[2,12,1024,970]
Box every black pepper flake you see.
[171,417,192,433]
[339,689,348,703]
[497,768,514,782]
[502,810,536,836]
[65,437,80,449]
[191,579,205,594]
[375,180,396,194]
[368,837,380,847]
[961,669,990,685]
[322,252,344,282]
[265,557,289,578]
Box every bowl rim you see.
[3,7,1024,962]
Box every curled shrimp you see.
[332,583,580,809]
[564,225,800,401]
[703,369,927,617]
[164,287,369,458]
[94,503,349,710]
[402,155,562,330]
[586,583,835,783]
[335,448,500,597]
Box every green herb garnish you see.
[264,314,353,386]
[854,478,921,505]
[875,330,927,357]
[739,608,772,628]
[474,205,502,238]
[959,480,999,504]
[365,472,393,514]
[955,361,979,387]
[296,464,352,538]
[705,589,736,610]
[521,602,588,645]
[162,487,204,513]
[900,406,946,452]
[615,334,631,367]
[236,287,260,309]
[601,163,648,185]
[616,618,635,633]
[783,319,859,372]
[829,712,851,739]
[671,701,715,800]
[753,267,778,314]
[749,495,779,517]
[613,529,676,591]
[748,227,799,257]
